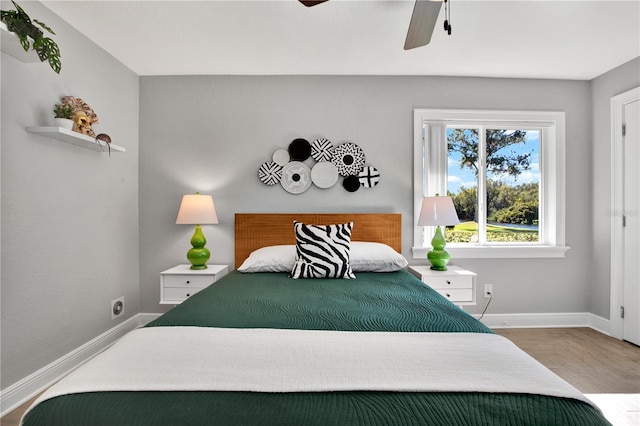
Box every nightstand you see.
[408,265,476,305]
[160,264,229,304]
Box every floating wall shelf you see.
[0,22,40,63]
[26,127,126,153]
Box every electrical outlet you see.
[111,297,124,320]
[484,284,493,298]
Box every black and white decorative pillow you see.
[290,221,355,279]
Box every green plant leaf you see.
[34,18,55,34]
[4,15,30,37]
[17,34,29,51]
[1,1,61,73]
[0,9,18,22]
[32,36,44,59]
[35,37,61,73]
[11,1,29,21]
[48,54,61,74]
[34,37,59,66]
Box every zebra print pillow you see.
[290,221,355,279]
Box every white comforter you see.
[26,327,595,417]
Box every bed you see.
[21,213,610,425]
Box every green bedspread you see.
[22,270,610,426]
[147,270,492,333]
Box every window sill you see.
[412,245,570,259]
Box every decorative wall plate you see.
[358,166,381,188]
[288,138,312,161]
[259,136,379,194]
[280,161,312,194]
[272,148,290,166]
[311,161,339,189]
[258,161,283,185]
[311,138,334,162]
[331,142,366,176]
[342,175,361,192]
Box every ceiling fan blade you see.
[299,0,329,7]
[404,0,443,50]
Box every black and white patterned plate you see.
[311,138,334,162]
[358,166,381,188]
[280,161,312,194]
[331,142,366,176]
[258,161,283,185]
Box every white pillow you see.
[350,241,408,272]
[237,245,295,272]
[238,242,407,273]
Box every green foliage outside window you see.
[451,181,539,226]
[446,128,539,243]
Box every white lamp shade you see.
[176,194,219,225]
[418,196,460,226]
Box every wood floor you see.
[2,327,639,425]
[495,327,639,394]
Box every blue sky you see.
[447,130,540,194]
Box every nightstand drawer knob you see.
[445,293,451,298]
[186,293,191,297]
[446,280,451,285]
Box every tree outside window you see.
[446,128,540,244]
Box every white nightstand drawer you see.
[423,275,472,289]
[160,264,229,304]
[436,288,474,303]
[407,265,477,306]
[162,274,213,288]
[162,287,205,302]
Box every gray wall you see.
[2,0,637,396]
[1,1,139,388]
[139,75,593,316]
[589,57,640,318]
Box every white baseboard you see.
[1,311,608,418]
[477,312,610,334]
[585,314,611,335]
[0,313,161,417]
[136,313,163,326]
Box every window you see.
[412,109,569,259]
[447,126,541,243]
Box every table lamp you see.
[176,192,218,270]
[418,194,460,271]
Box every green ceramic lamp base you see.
[427,225,451,271]
[427,250,451,271]
[186,224,210,270]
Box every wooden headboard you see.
[235,213,402,268]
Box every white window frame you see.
[412,109,570,259]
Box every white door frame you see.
[610,86,640,340]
